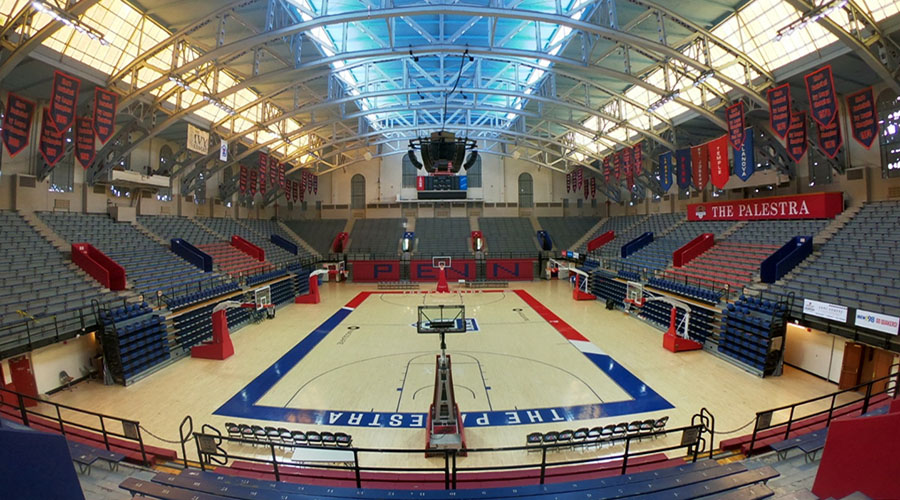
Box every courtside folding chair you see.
[239,424,254,444]
[586,427,602,449]
[335,432,352,448]
[526,432,543,452]
[265,426,281,444]
[573,428,589,449]
[557,429,574,450]
[225,422,241,439]
[599,424,615,446]
[652,416,669,437]
[278,428,293,445]
[251,425,266,445]
[306,431,323,446]
[638,419,655,440]
[542,431,559,451]
[321,431,337,446]
[291,430,307,446]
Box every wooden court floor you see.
[47,280,850,468]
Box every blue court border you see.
[215,292,672,428]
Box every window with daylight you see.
[877,90,900,178]
[518,173,533,208]
[351,174,366,209]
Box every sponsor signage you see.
[854,310,899,336]
[687,192,844,221]
[803,299,848,323]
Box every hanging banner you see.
[817,109,843,159]
[734,128,755,182]
[268,155,278,188]
[278,163,285,189]
[691,143,709,190]
[219,140,228,162]
[249,169,258,195]
[2,93,34,158]
[708,135,730,189]
[258,158,267,194]
[239,165,248,194]
[602,155,611,184]
[613,151,622,180]
[591,177,596,199]
[846,87,878,149]
[186,123,209,155]
[298,178,304,202]
[300,172,306,193]
[566,172,571,193]
[633,143,643,176]
[688,192,844,221]
[767,83,792,139]
[292,180,299,202]
[804,65,838,127]
[725,102,745,150]
[313,174,318,194]
[658,151,673,193]
[75,117,95,168]
[284,179,292,202]
[786,111,808,163]
[49,70,80,133]
[675,148,692,189]
[307,172,313,193]
[584,175,589,199]
[623,146,634,190]
[38,110,65,166]
[92,88,118,144]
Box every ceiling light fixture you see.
[32,0,109,46]
[775,0,849,41]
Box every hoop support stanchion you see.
[296,269,327,304]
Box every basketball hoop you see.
[624,281,645,312]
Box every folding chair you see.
[321,431,337,447]
[335,432,352,448]
[306,431,323,446]
[225,422,241,440]
[526,432,543,452]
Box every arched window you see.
[402,153,417,188]
[518,172,533,208]
[351,174,366,209]
[877,89,900,178]
[158,145,174,175]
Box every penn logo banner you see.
[658,151,673,193]
[239,165,248,194]
[49,70,80,133]
[75,117,96,168]
[2,92,35,158]
[691,143,709,191]
[734,128,755,182]
[675,148,692,189]
[816,109,843,159]
[767,83,792,139]
[93,88,118,144]
[39,109,65,166]
[725,101,745,150]
[708,135,730,190]
[804,65,838,127]
[786,111,808,163]
[846,87,878,149]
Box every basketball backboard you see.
[432,256,452,269]
[253,286,272,310]
[417,305,466,334]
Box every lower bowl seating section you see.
[166,282,241,311]
[348,218,405,256]
[288,265,312,296]
[638,299,717,343]
[137,215,220,245]
[726,219,829,245]
[771,201,900,318]
[663,240,774,292]
[99,302,170,383]
[197,217,300,268]
[197,241,274,278]
[719,295,788,376]
[647,277,723,304]
[597,213,683,261]
[589,271,627,304]
[38,212,229,302]
[415,217,472,257]
[537,216,598,251]
[617,270,641,282]
[241,219,317,260]
[269,278,295,305]
[615,220,736,274]
[285,219,347,255]
[478,217,538,254]
[0,211,121,349]
[576,215,644,254]
[246,269,288,287]
[172,302,250,352]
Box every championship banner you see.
[708,135,730,189]
[300,172,306,194]
[313,174,318,194]
[284,179,292,202]
[308,172,313,193]
[602,155,611,184]
[93,88,118,144]
[690,143,709,190]
[675,148,692,189]
[767,83,792,139]
[2,93,34,157]
[613,151,622,180]
[846,87,878,149]
[591,177,596,199]
[804,65,838,127]
[687,192,844,221]
[75,117,95,168]
[566,172,571,193]
[38,110,65,166]
[725,101,745,150]
[734,128,755,182]
[658,151,673,192]
[249,169,258,195]
[298,178,304,202]
[633,143,642,176]
[239,165,248,194]
[268,155,278,188]
[817,109,843,159]
[584,175,589,199]
[278,163,285,189]
[622,147,634,189]
[49,70,80,133]
[786,111,808,163]
[258,158,267,194]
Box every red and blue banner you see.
[817,108,843,159]
[691,143,709,190]
[658,151,673,192]
[38,109,65,166]
[675,148,691,189]
[623,146,634,189]
[93,88,118,144]
[786,111,808,163]
[351,260,401,282]
[708,135,730,190]
[633,143,642,176]
[590,177,596,199]
[49,70,80,133]
[726,101,745,150]
[249,169,258,195]
[613,151,622,180]
[2,92,34,158]
[75,116,95,168]
[584,174,590,199]
[846,87,878,149]
[804,65,838,127]
[767,83,792,139]
[734,127,755,182]
[687,192,844,221]
[486,259,534,280]
[313,174,317,194]
[278,162,285,189]
[268,155,278,188]
[602,155,611,184]
[240,165,248,194]
[566,172,571,193]
[259,156,268,194]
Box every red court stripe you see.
[513,289,588,342]
[344,292,372,309]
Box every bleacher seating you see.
[0,211,121,349]
[284,219,346,255]
[239,218,316,260]
[38,212,229,303]
[99,302,170,382]
[772,201,900,317]
[415,217,472,256]
[348,218,405,256]
[537,216,598,251]
[576,215,645,254]
[726,219,829,245]
[137,215,221,245]
[196,242,274,278]
[597,213,683,260]
[478,217,538,254]
[663,241,775,291]
[196,217,300,268]
[647,277,723,304]
[719,294,789,376]
[615,220,735,274]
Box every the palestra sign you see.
[688,192,844,221]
